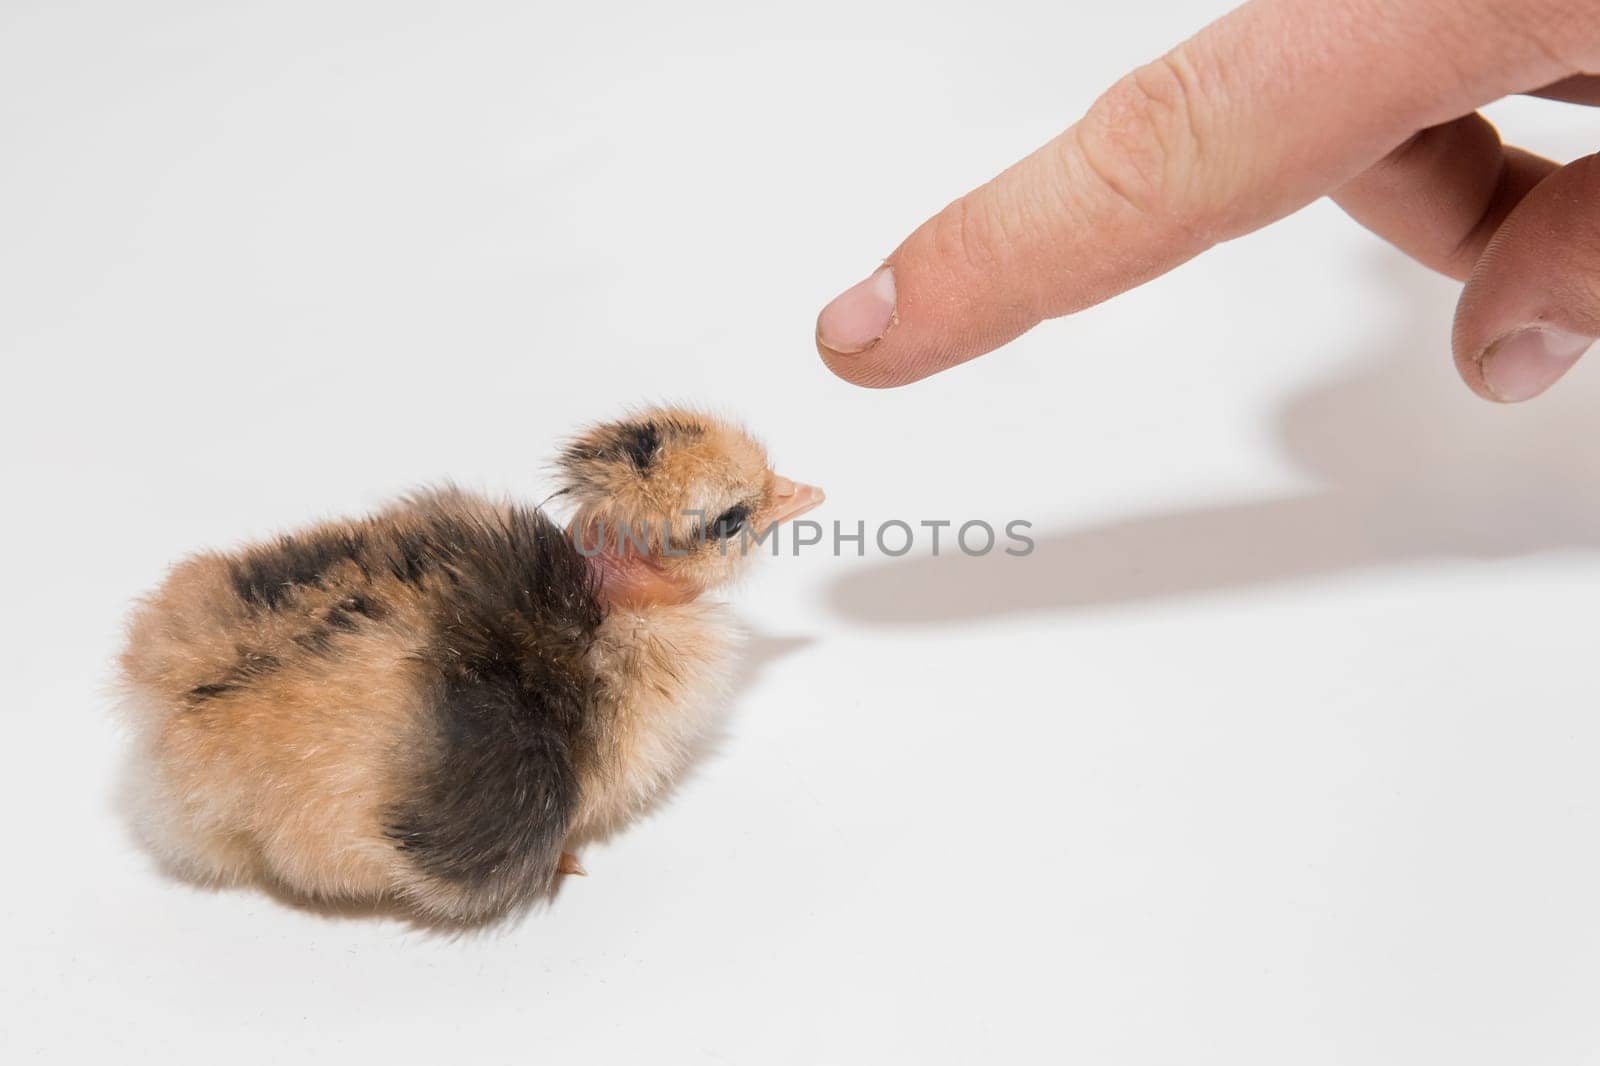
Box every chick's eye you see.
[710,505,749,540]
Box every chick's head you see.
[556,407,823,605]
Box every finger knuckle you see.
[1073,50,1214,236]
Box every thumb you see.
[1453,153,1600,403]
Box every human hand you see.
[814,0,1600,402]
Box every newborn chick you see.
[117,408,823,922]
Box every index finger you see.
[815,0,1587,387]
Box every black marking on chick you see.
[184,651,282,706]
[324,609,358,632]
[616,421,661,472]
[323,597,373,632]
[560,415,709,482]
[563,419,663,474]
[389,530,434,585]
[293,625,336,655]
[383,505,602,914]
[342,594,379,618]
[230,528,370,609]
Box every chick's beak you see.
[764,473,825,528]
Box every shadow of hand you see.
[827,269,1600,626]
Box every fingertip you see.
[814,264,935,388]
[814,332,927,389]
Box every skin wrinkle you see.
[1441,149,1516,276]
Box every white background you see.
[4,1,1599,1062]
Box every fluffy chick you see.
[117,407,822,922]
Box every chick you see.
[117,408,823,922]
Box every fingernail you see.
[817,266,896,355]
[1480,327,1594,402]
